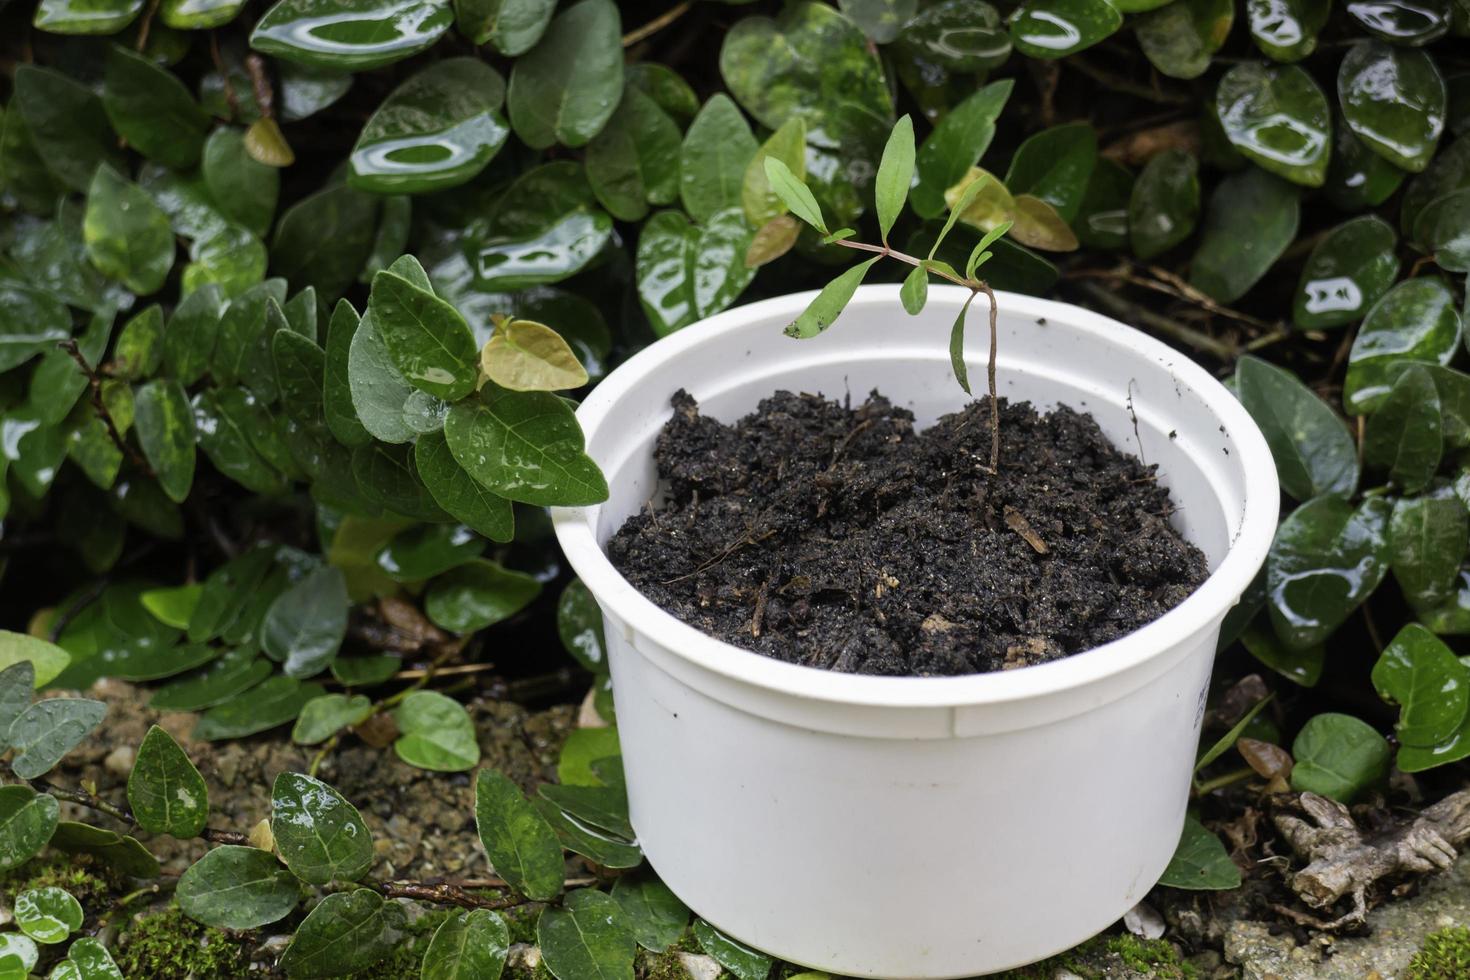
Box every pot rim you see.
[552,285,1279,709]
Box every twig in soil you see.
[1271,789,1470,929]
[60,339,153,477]
[1003,506,1049,555]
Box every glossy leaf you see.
[1136,0,1234,81]
[1189,168,1299,302]
[1347,0,1453,42]
[84,165,175,296]
[1216,63,1330,186]
[8,698,107,779]
[161,0,244,28]
[1343,277,1462,414]
[1424,187,1470,272]
[506,0,622,149]
[586,87,681,223]
[533,797,641,868]
[13,65,125,193]
[841,0,918,42]
[1157,816,1241,890]
[193,676,324,740]
[1235,356,1358,502]
[679,95,760,224]
[1373,623,1470,748]
[1010,0,1122,58]
[272,771,374,884]
[414,431,515,542]
[425,559,541,633]
[1326,119,1408,210]
[455,0,554,53]
[911,80,1012,218]
[1246,0,1329,60]
[1292,215,1400,329]
[262,566,348,679]
[557,579,606,672]
[251,0,452,71]
[692,920,771,980]
[474,769,564,901]
[368,270,478,401]
[0,786,60,872]
[1290,713,1390,802]
[202,129,279,239]
[1241,622,1325,686]
[636,208,758,336]
[1363,365,1443,492]
[280,888,405,978]
[896,0,1010,68]
[393,690,480,771]
[1339,40,1447,173]
[1129,149,1199,259]
[272,184,380,302]
[612,873,690,952]
[1003,122,1097,224]
[128,725,208,838]
[444,387,606,506]
[422,909,511,980]
[482,319,588,392]
[539,890,637,980]
[1267,495,1391,649]
[103,45,209,170]
[33,0,142,32]
[14,887,82,944]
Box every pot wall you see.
[553,287,1278,977]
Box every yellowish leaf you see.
[745,215,801,269]
[245,118,294,168]
[480,319,589,392]
[1009,194,1079,252]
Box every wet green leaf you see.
[13,65,124,193]
[1129,149,1199,259]
[352,440,448,521]
[1010,0,1122,58]
[506,0,622,150]
[163,284,224,386]
[1347,0,1453,42]
[1267,494,1391,649]
[1216,63,1330,186]
[557,579,605,672]
[161,0,243,27]
[191,388,290,496]
[1074,158,1133,250]
[540,890,636,980]
[292,693,373,744]
[425,559,541,633]
[272,772,373,884]
[376,524,482,582]
[474,769,563,900]
[692,920,770,980]
[262,566,348,679]
[9,698,106,779]
[455,0,554,53]
[0,282,70,374]
[0,662,33,744]
[1241,621,1325,686]
[0,786,59,872]
[612,873,689,953]
[627,63,699,123]
[896,0,1009,67]
[1246,0,1329,60]
[351,59,507,196]
[193,676,324,740]
[0,631,70,688]
[368,269,478,402]
[133,379,196,502]
[1339,40,1447,172]
[679,95,760,224]
[414,431,515,542]
[1401,133,1470,241]
[538,782,631,840]
[272,184,380,302]
[1235,356,1357,502]
[1343,277,1462,414]
[444,386,606,506]
[178,845,299,929]
[84,165,174,296]
[115,305,164,380]
[467,176,614,291]
[636,208,757,337]
[128,724,208,838]
[586,87,681,223]
[785,257,880,339]
[150,649,267,714]
[422,909,511,980]
[911,80,1011,218]
[1189,168,1299,302]
[1292,216,1399,329]
[281,887,405,978]
[1364,365,1443,492]
[533,797,641,869]
[10,207,130,316]
[1291,713,1390,802]
[1003,123,1096,225]
[203,129,279,239]
[1423,187,1470,272]
[33,0,142,32]
[251,0,451,71]
[347,309,416,445]
[0,932,37,976]
[1374,623,1469,749]
[1326,118,1408,210]
[63,937,124,980]
[393,690,479,771]
[103,45,208,171]
[1158,816,1240,890]
[1137,0,1234,81]
[15,887,82,944]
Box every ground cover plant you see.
[0,0,1469,975]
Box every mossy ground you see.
[113,907,251,979]
[0,853,122,910]
[1406,926,1470,980]
[992,933,1199,979]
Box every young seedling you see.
[764,115,1013,471]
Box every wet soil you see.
[608,390,1209,676]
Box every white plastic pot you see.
[551,285,1278,979]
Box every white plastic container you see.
[552,286,1278,979]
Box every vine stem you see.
[33,779,247,844]
[622,1,692,47]
[59,339,154,477]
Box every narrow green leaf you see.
[948,291,979,394]
[875,115,915,243]
[784,258,880,339]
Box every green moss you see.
[0,854,120,909]
[1408,926,1470,980]
[989,932,1197,980]
[639,948,692,980]
[1103,934,1197,978]
[113,906,250,980]
[503,902,542,946]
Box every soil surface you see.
[609,390,1209,676]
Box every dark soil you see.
[608,390,1210,676]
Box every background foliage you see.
[0,0,1469,973]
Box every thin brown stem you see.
[34,779,246,844]
[622,0,693,47]
[979,281,1000,472]
[366,880,533,912]
[60,339,153,477]
[1072,282,1237,361]
[245,54,273,119]
[133,0,161,52]
[209,32,239,121]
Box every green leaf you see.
[0,932,38,976]
[32,0,142,32]
[62,937,124,980]
[0,786,59,872]
[272,184,380,302]
[331,655,400,687]
[948,291,980,394]
[292,693,373,745]
[128,725,208,838]
[0,631,70,688]
[1291,713,1391,802]
[115,305,165,381]
[1403,135,1470,244]
[692,920,771,980]
[1292,216,1400,329]
[1128,149,1200,259]
[13,65,124,193]
[160,0,244,28]
[367,270,478,402]
[679,95,760,224]
[612,873,690,953]
[202,129,279,239]
[539,890,637,980]
[272,772,374,884]
[896,0,1010,65]
[0,662,33,747]
[1195,693,1274,772]
[163,284,224,386]
[761,158,827,235]
[84,165,174,296]
[49,821,159,879]
[189,548,275,643]
[1246,0,1329,60]
[911,80,1012,218]
[414,432,515,542]
[178,845,299,929]
[840,0,918,41]
[474,769,564,901]
[875,116,916,243]
[9,698,106,779]
[280,887,405,979]
[1157,816,1241,890]
[102,45,208,171]
[743,117,808,227]
[133,379,197,503]
[425,559,541,633]
[353,441,449,521]
[150,649,272,712]
[1266,495,1391,649]
[1234,356,1358,502]
[444,387,606,507]
[1137,0,1234,81]
[1344,277,1462,414]
[347,310,417,445]
[375,524,482,582]
[0,282,70,375]
[627,63,699,123]
[900,265,930,315]
[319,300,371,448]
[1003,123,1097,224]
[350,59,507,196]
[193,676,324,740]
[393,690,480,771]
[586,87,682,223]
[1215,64,1330,186]
[719,2,893,157]
[1348,0,1452,44]
[422,909,511,980]
[533,797,642,869]
[1189,168,1299,303]
[537,782,631,840]
[506,0,623,150]
[1326,118,1408,210]
[262,566,348,679]
[455,0,554,53]
[1373,623,1470,750]
[557,728,620,787]
[558,579,606,672]
[636,208,758,336]
[15,887,82,944]
[191,389,290,496]
[1424,187,1470,273]
[1364,366,1443,493]
[784,258,881,339]
[251,0,451,71]
[1010,0,1122,58]
[1339,40,1447,173]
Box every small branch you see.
[209,32,239,121]
[366,880,533,912]
[34,779,246,845]
[979,280,1000,472]
[1071,282,1237,361]
[245,54,273,119]
[622,1,692,47]
[60,340,154,477]
[133,0,161,52]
